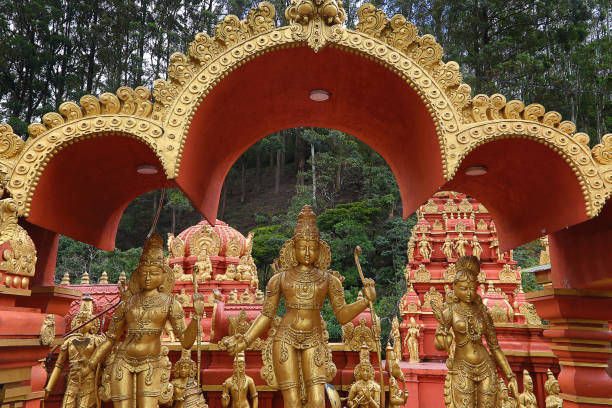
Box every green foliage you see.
[55,235,140,284]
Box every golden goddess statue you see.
[431,255,519,408]
[223,205,376,408]
[83,233,205,408]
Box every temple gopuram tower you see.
[398,192,556,406]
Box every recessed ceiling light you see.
[465,165,488,176]
[137,164,159,175]
[309,90,330,102]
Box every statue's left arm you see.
[328,275,374,325]
[248,377,259,408]
[170,295,205,350]
[483,305,519,399]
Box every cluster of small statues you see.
[43,207,562,408]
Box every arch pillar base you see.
[527,289,612,406]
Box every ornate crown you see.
[455,255,480,283]
[140,233,166,267]
[544,369,558,394]
[294,205,319,240]
[71,294,99,331]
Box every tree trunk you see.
[275,149,281,194]
[171,207,176,234]
[240,159,246,203]
[311,144,316,204]
[255,147,261,192]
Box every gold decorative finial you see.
[60,271,70,285]
[81,271,90,284]
[99,270,108,284]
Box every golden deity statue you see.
[431,256,519,408]
[83,233,205,408]
[347,345,381,408]
[403,316,422,363]
[221,352,258,408]
[544,369,562,408]
[385,342,407,407]
[471,236,483,260]
[454,233,469,258]
[172,349,208,408]
[497,378,518,408]
[223,205,376,408]
[390,316,402,359]
[441,236,454,260]
[44,295,105,408]
[519,370,538,408]
[418,234,432,261]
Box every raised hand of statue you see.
[362,278,376,303]
[192,293,205,318]
[221,334,248,356]
[508,377,520,401]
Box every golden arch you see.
[1,1,610,225]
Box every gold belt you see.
[285,301,323,310]
[274,325,322,349]
[127,328,163,336]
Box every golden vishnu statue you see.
[83,233,205,408]
[221,352,258,408]
[431,255,519,408]
[45,296,105,408]
[223,205,376,408]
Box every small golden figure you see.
[390,316,402,359]
[223,205,375,408]
[347,345,381,408]
[403,317,422,363]
[454,233,469,258]
[490,237,502,260]
[432,256,519,408]
[418,234,432,261]
[84,233,205,408]
[471,236,483,260]
[44,296,105,408]
[498,377,518,408]
[519,370,538,408]
[221,352,258,408]
[544,369,562,408]
[172,349,208,408]
[441,236,454,260]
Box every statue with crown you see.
[223,205,376,408]
[74,232,206,408]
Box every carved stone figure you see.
[40,314,56,346]
[222,205,375,408]
[221,352,258,408]
[254,289,264,304]
[172,349,208,408]
[44,296,105,408]
[347,345,381,408]
[490,237,502,260]
[418,234,432,261]
[471,236,483,260]
[385,344,408,407]
[432,256,519,408]
[441,236,454,260]
[414,264,431,282]
[544,369,563,408]
[0,192,37,282]
[83,233,205,408]
[342,317,376,351]
[407,238,415,262]
[454,233,469,257]
[498,378,518,408]
[390,316,401,359]
[227,289,239,304]
[403,317,422,363]
[519,370,538,408]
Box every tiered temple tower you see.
[398,192,557,407]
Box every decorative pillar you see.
[527,289,612,407]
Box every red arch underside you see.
[176,45,444,225]
[27,135,172,250]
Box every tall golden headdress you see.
[454,255,480,283]
[294,205,319,240]
[71,294,100,332]
[279,205,331,270]
[128,232,175,294]
[544,369,559,394]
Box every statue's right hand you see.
[222,334,247,355]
